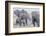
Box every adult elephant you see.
[32,11,40,27]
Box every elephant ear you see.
[14,10,20,17]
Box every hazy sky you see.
[13,7,40,14]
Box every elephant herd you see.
[14,9,40,27]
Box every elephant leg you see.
[36,21,39,27]
[23,22,25,26]
[19,20,21,26]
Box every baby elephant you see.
[16,17,27,26]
